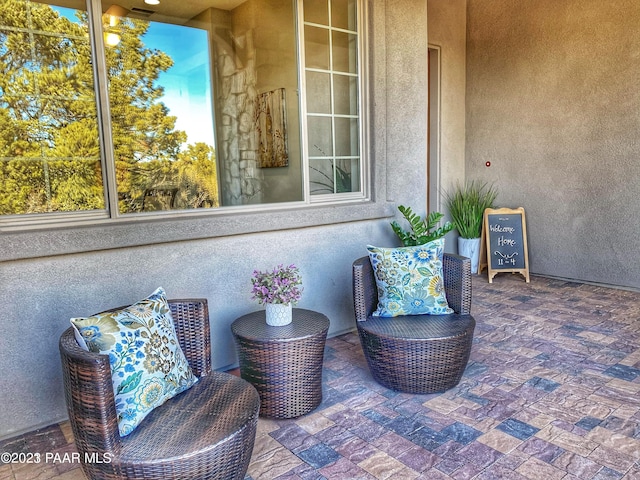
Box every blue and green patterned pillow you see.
[70,287,198,437]
[367,239,453,317]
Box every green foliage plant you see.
[390,205,454,246]
[444,180,498,239]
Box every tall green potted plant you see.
[444,181,498,273]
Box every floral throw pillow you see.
[70,287,198,436]
[367,239,453,317]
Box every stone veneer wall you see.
[201,0,301,207]
[211,10,262,206]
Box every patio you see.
[2,272,640,479]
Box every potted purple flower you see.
[251,264,303,326]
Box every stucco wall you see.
[0,0,430,439]
[465,0,640,288]
[0,223,389,438]
[384,0,429,207]
[427,0,467,248]
[427,0,467,195]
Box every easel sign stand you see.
[479,207,530,283]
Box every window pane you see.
[105,0,302,212]
[0,0,104,215]
[332,30,357,73]
[304,0,328,24]
[306,71,331,114]
[333,74,358,115]
[304,0,362,198]
[304,25,330,70]
[104,14,218,213]
[336,158,359,193]
[331,0,357,31]
[309,158,357,194]
[307,116,333,158]
[309,158,334,195]
[334,117,359,157]
[214,2,302,206]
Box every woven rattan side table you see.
[231,308,330,419]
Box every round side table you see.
[231,308,330,419]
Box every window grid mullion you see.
[328,0,337,193]
[86,0,119,219]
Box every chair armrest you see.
[169,299,211,377]
[442,253,472,315]
[59,328,121,455]
[353,256,378,321]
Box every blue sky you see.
[54,5,215,148]
[146,22,215,147]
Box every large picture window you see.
[0,0,365,226]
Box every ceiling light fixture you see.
[144,0,160,5]
[105,32,121,46]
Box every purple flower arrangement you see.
[251,264,303,305]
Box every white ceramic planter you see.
[265,303,292,326]
[458,237,481,274]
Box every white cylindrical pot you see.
[265,303,293,326]
[458,237,481,274]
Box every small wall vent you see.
[130,7,155,16]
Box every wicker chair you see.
[59,299,260,480]
[353,254,476,394]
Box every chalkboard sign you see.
[479,207,530,283]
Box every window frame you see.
[0,0,386,261]
[299,0,368,203]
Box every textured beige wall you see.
[427,0,467,198]
[466,0,640,288]
[427,0,467,251]
[384,0,430,208]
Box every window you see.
[0,0,365,228]
[303,0,361,197]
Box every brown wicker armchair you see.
[59,299,260,480]
[353,254,476,394]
